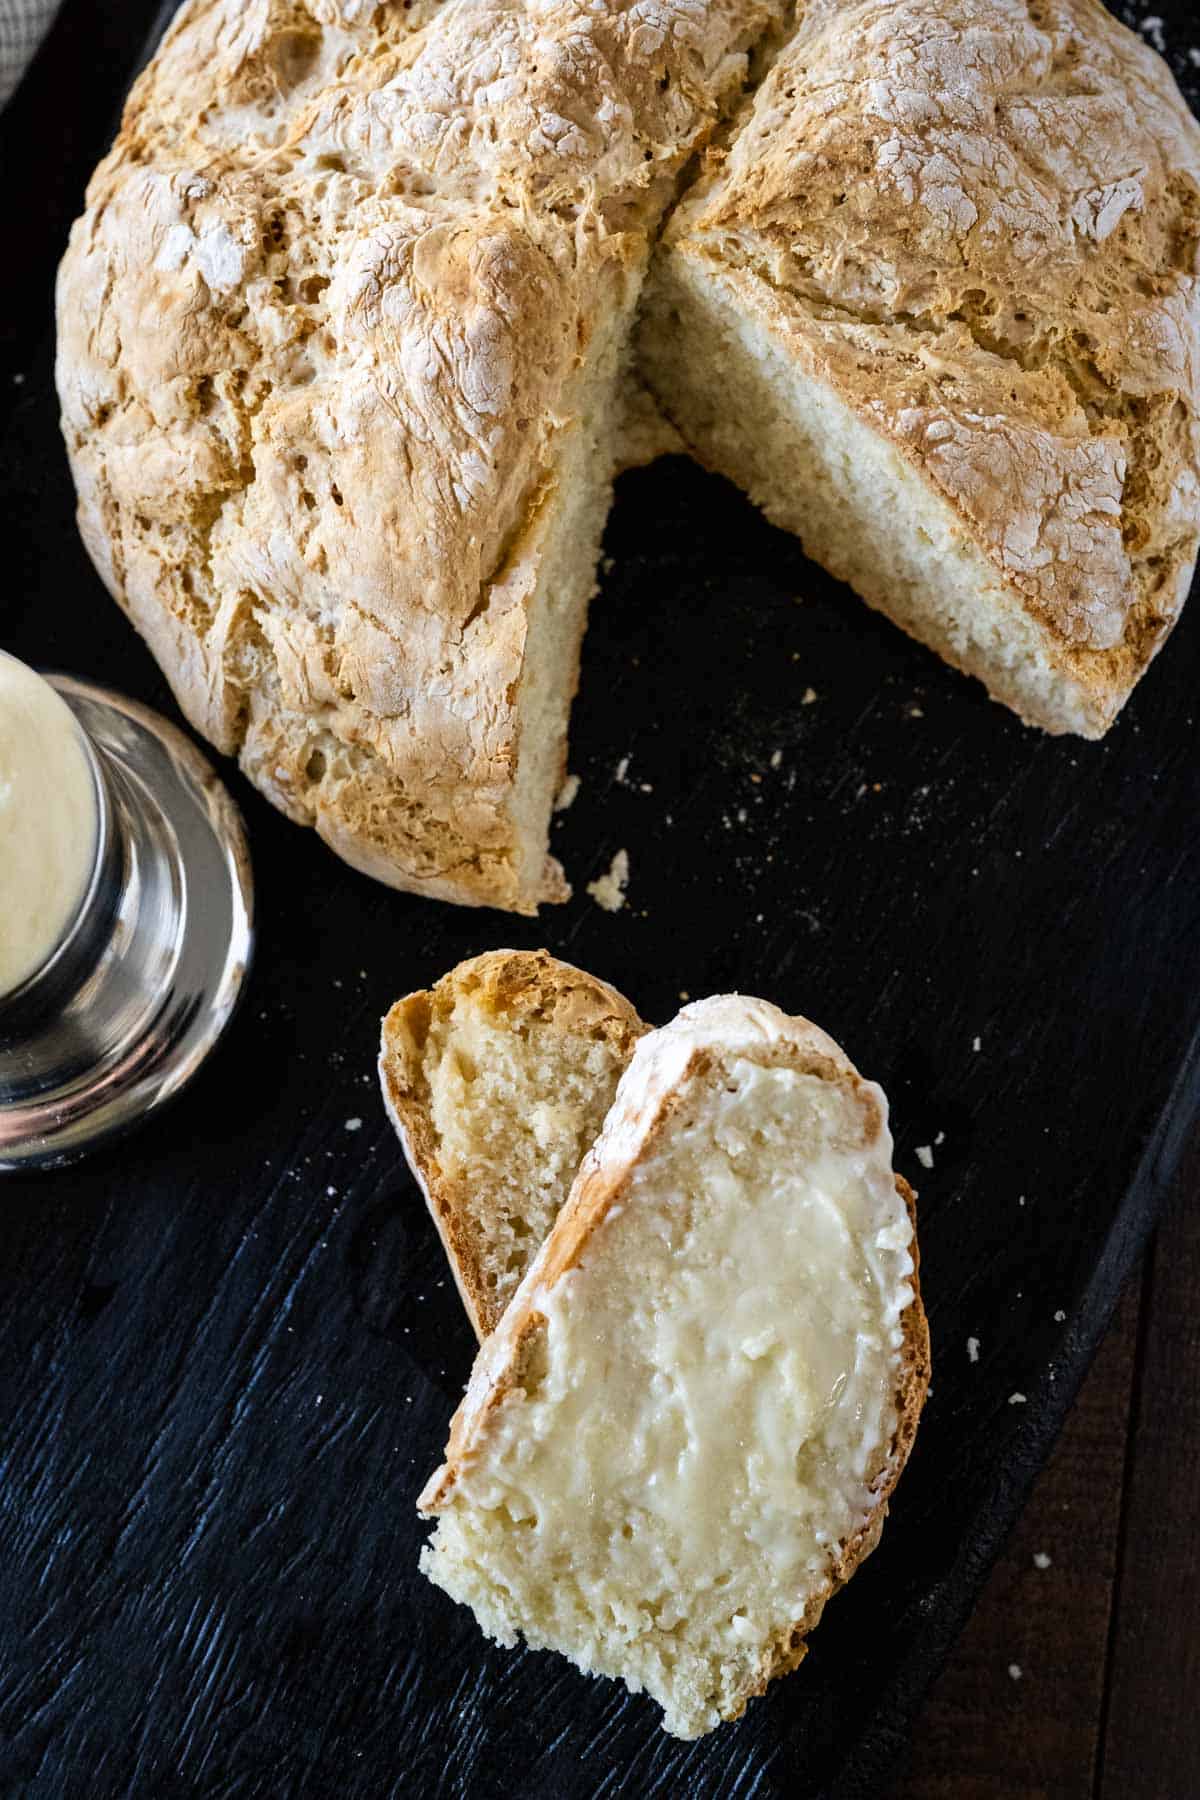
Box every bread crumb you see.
[1008,1391,1027,1405]
[615,756,630,784]
[909,704,924,718]
[1139,14,1166,52]
[1054,1309,1066,1323]
[934,1130,945,1146]
[973,1035,981,1051]
[915,1144,934,1169]
[345,1117,363,1131]
[1033,1552,1052,1570]
[554,773,580,812]
[967,1336,980,1363]
[587,849,630,912]
[802,687,817,705]
[770,748,783,768]
[1008,1663,1023,1682]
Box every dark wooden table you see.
[894,1129,1200,1799]
[4,7,1200,1797]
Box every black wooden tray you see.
[3,5,1199,1795]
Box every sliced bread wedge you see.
[419,995,929,1738]
[379,950,647,1339]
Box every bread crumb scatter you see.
[1008,1663,1024,1682]
[1033,1552,1052,1570]
[553,773,580,812]
[587,849,630,913]
[1054,1309,1067,1323]
[614,756,630,784]
[967,1336,980,1363]
[915,1144,934,1169]
[973,1035,982,1052]
[345,1116,363,1132]
[770,748,783,768]
[934,1130,945,1146]
[1139,14,1166,53]
[1009,1391,1027,1405]
[801,688,817,705]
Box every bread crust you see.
[419,995,930,1730]
[379,949,647,1338]
[55,0,781,910]
[652,0,1200,732]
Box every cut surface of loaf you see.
[640,0,1200,737]
[379,950,647,1338]
[420,995,929,1738]
[56,0,782,911]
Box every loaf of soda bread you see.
[57,0,1200,907]
[56,0,783,911]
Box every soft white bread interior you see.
[640,0,1200,737]
[419,995,929,1738]
[379,950,647,1338]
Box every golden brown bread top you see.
[56,0,780,907]
[667,0,1200,681]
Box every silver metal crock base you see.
[0,680,253,1170]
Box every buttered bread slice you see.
[380,951,647,1337]
[641,0,1200,737]
[419,995,929,1738]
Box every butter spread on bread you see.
[419,995,929,1737]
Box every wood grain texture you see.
[1,4,1200,1795]
[1098,1137,1200,1799]
[896,1280,1142,1800]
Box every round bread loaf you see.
[55,0,780,911]
[57,0,1200,907]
